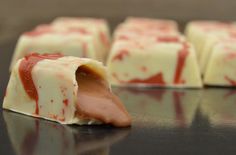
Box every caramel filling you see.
[75,66,131,127]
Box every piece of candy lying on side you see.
[204,42,236,87]
[106,39,202,88]
[3,53,131,127]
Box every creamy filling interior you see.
[75,65,131,127]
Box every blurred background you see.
[1,0,236,45]
[1,0,236,96]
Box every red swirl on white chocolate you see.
[19,53,63,115]
[225,76,236,86]
[112,49,130,61]
[173,43,189,84]
[117,33,182,43]
[116,26,177,37]
[112,72,166,86]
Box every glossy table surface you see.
[2,42,236,155]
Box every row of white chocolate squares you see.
[10,17,236,88]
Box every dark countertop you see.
[2,84,236,155]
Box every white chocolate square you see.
[10,17,111,70]
[5,56,109,124]
[204,42,236,86]
[107,39,202,88]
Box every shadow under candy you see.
[3,111,130,155]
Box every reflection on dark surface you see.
[113,87,202,127]
[3,111,130,155]
[201,88,236,127]
[4,88,236,155]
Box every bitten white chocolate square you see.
[4,54,131,127]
